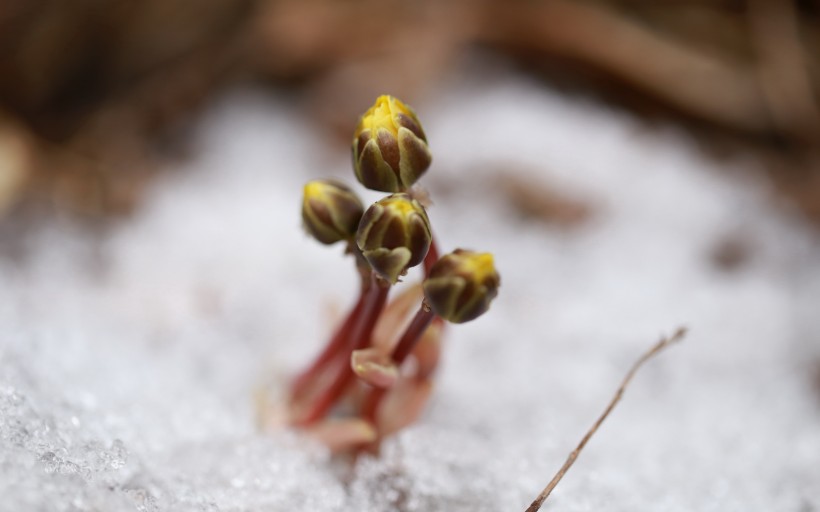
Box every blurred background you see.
[2,2,820,509]
[1,0,819,232]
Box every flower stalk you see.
[295,273,390,425]
[360,303,437,423]
[289,282,367,401]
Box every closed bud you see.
[302,180,364,245]
[423,249,500,323]
[356,194,432,284]
[352,95,432,193]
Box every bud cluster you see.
[289,95,500,452]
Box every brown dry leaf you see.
[0,116,33,218]
[499,172,593,229]
[479,0,770,132]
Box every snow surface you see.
[2,71,819,511]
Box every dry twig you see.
[525,327,687,512]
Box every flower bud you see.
[302,179,364,245]
[423,249,500,323]
[352,95,432,193]
[356,193,432,284]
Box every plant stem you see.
[524,327,687,512]
[297,275,390,425]
[424,236,440,276]
[358,236,440,427]
[290,287,367,400]
[361,304,437,422]
[291,242,371,403]
[391,305,436,365]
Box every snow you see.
[2,70,819,511]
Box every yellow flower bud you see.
[423,249,500,323]
[302,179,364,245]
[356,193,432,284]
[352,95,432,193]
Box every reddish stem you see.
[297,275,390,425]
[391,306,436,364]
[359,236,440,426]
[362,305,436,422]
[290,287,367,400]
[423,236,440,276]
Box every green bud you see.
[302,179,364,245]
[352,95,432,193]
[423,249,500,323]
[356,193,432,284]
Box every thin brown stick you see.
[525,327,687,512]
